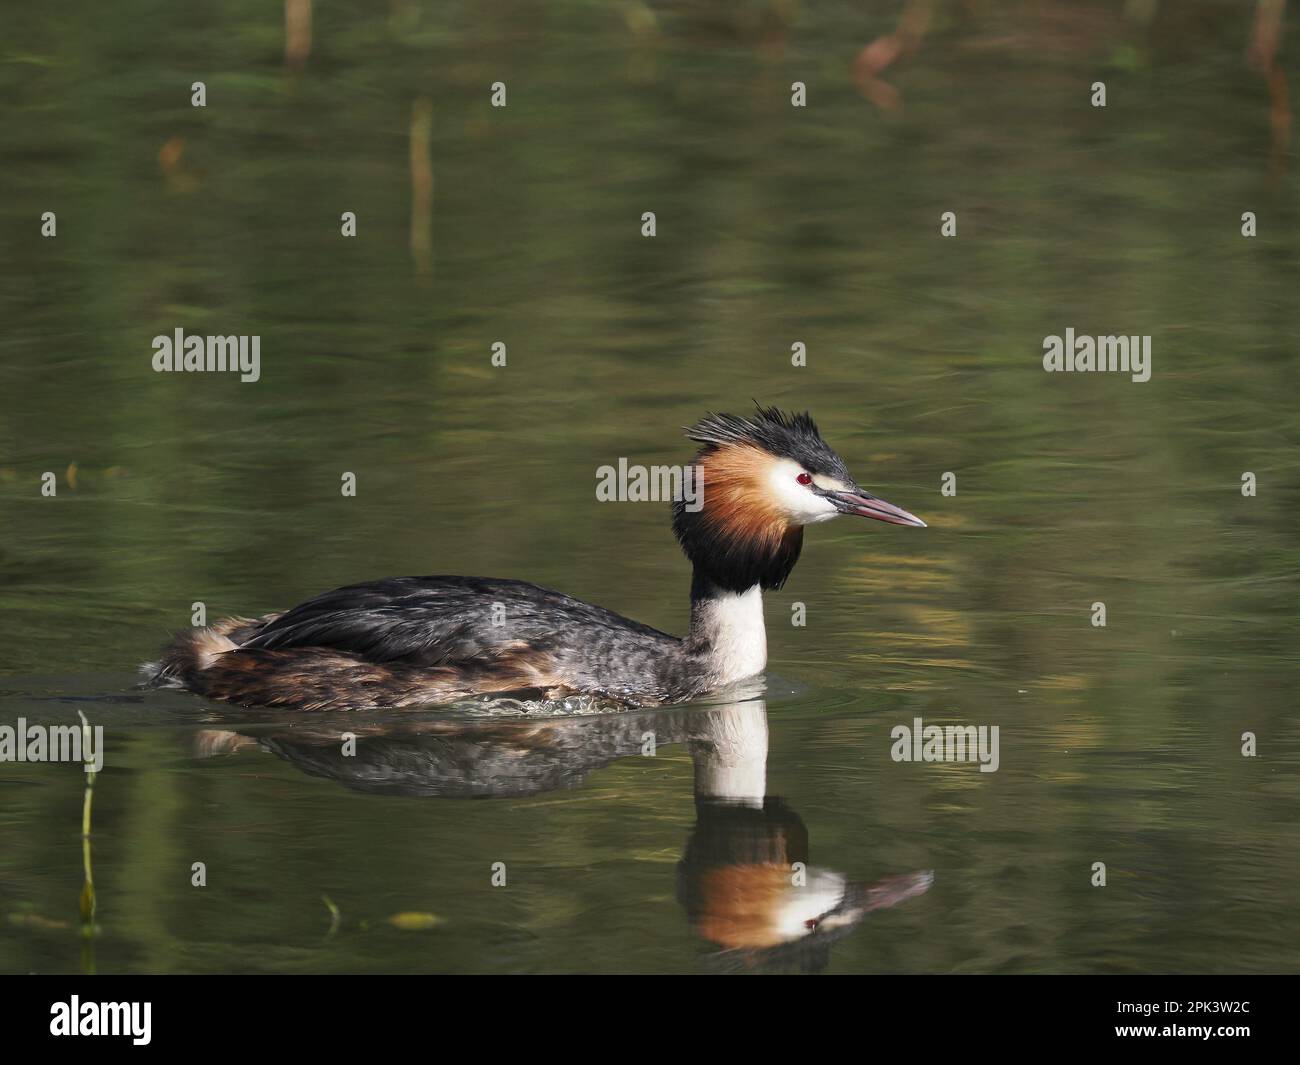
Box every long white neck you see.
[687,578,767,685]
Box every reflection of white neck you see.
[689,701,769,807]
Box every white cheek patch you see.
[766,458,841,525]
[771,869,847,941]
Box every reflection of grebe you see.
[679,705,932,971]
[145,407,924,710]
[193,708,702,799]
[679,799,932,971]
[200,697,932,970]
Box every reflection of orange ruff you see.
[693,863,794,951]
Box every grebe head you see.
[673,405,926,592]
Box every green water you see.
[1,2,1298,973]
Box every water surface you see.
[1,2,1297,974]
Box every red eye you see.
[796,472,813,486]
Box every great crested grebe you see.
[143,407,925,710]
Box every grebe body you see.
[144,408,924,710]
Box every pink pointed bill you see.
[832,490,927,527]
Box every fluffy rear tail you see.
[139,616,267,689]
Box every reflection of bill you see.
[681,702,932,972]
[193,694,931,969]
